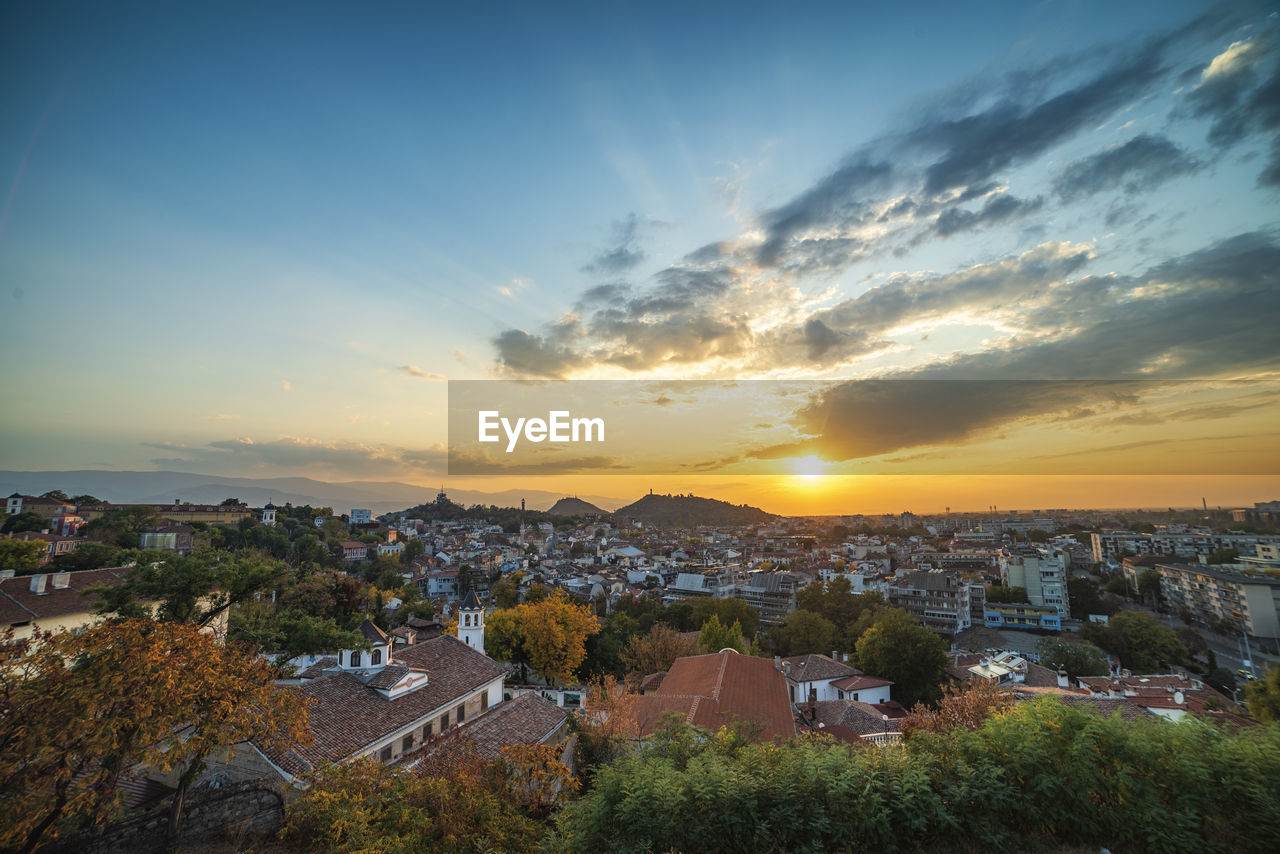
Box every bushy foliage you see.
[552,704,1280,854]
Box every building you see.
[780,653,892,705]
[0,567,131,640]
[350,509,373,526]
[338,541,369,563]
[1154,561,1280,642]
[727,572,797,624]
[1000,548,1069,618]
[886,571,976,634]
[983,602,1062,630]
[75,502,253,526]
[212,620,509,786]
[6,493,75,518]
[11,531,85,564]
[629,650,795,743]
[137,524,197,554]
[457,590,485,654]
[1090,531,1280,564]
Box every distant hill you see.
[547,497,607,516]
[613,492,774,527]
[0,470,624,516]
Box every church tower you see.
[458,589,485,655]
[261,501,277,527]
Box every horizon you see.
[3,1,1277,513]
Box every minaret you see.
[458,589,485,654]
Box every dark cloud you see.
[582,213,653,274]
[755,159,894,267]
[934,193,1044,236]
[1054,134,1202,202]
[1184,28,1276,147]
[492,327,580,379]
[759,231,1280,460]
[148,437,448,477]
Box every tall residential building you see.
[886,571,976,635]
[1000,548,1069,618]
[1155,561,1280,643]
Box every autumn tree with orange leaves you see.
[901,677,1013,737]
[0,620,310,854]
[484,592,599,687]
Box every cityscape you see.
[3,1,1279,852]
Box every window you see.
[440,712,449,731]
[379,745,392,762]
[371,649,382,665]
[402,735,414,753]
[351,651,361,667]
[480,691,488,712]
[457,703,466,723]
[422,722,432,740]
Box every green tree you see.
[69,494,103,505]
[1,511,48,535]
[986,585,1028,604]
[689,596,759,640]
[39,490,70,501]
[855,608,948,707]
[579,612,639,681]
[1067,576,1106,617]
[1136,569,1163,607]
[47,542,126,572]
[1036,638,1109,679]
[1207,548,1239,565]
[492,577,520,609]
[219,497,248,506]
[769,609,837,657]
[1244,667,1280,722]
[1079,610,1187,673]
[93,550,290,629]
[698,615,745,654]
[0,538,46,572]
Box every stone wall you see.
[44,781,285,854]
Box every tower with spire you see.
[458,589,485,654]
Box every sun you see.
[790,455,827,481]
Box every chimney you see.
[774,655,782,671]
[52,572,71,590]
[831,649,839,663]
[0,569,14,580]
[29,574,48,595]
[807,686,818,721]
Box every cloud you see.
[582,213,655,274]
[488,6,1274,381]
[399,364,445,381]
[933,192,1044,237]
[1053,134,1202,202]
[147,435,449,478]
[752,231,1280,460]
[497,278,529,298]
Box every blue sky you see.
[1,0,1277,509]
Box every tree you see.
[219,497,248,506]
[1,511,48,535]
[69,494,103,506]
[0,537,46,572]
[1036,638,1109,679]
[689,597,759,641]
[47,542,126,572]
[484,594,600,687]
[93,550,289,631]
[492,577,520,609]
[986,585,1028,604]
[902,678,1013,736]
[768,610,836,657]
[1136,569,1163,608]
[1079,610,1187,673]
[1244,667,1280,722]
[81,506,160,548]
[227,601,367,663]
[855,609,948,707]
[40,490,70,501]
[619,623,698,682]
[1206,548,1239,565]
[1066,576,1107,618]
[0,621,310,853]
[698,615,744,654]
[579,612,639,681]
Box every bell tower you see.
[458,589,485,654]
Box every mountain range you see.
[0,470,626,516]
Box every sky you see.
[1,0,1278,514]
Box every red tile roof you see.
[783,653,857,683]
[631,652,795,743]
[403,692,567,772]
[831,674,894,692]
[273,634,505,775]
[0,567,130,627]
